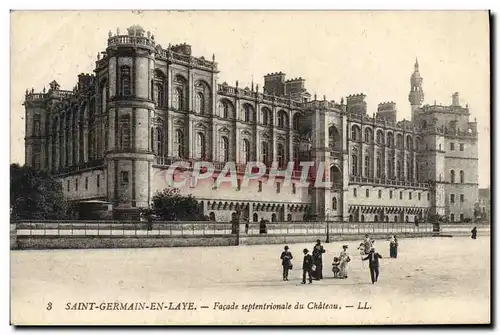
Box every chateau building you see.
[23,25,479,222]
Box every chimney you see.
[452,92,460,107]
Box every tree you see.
[10,163,69,220]
[149,188,204,221]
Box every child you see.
[302,248,314,284]
[332,257,341,278]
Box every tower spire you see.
[409,58,424,121]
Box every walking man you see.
[312,239,326,280]
[363,247,383,284]
[302,248,313,284]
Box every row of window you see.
[350,125,420,150]
[349,215,420,223]
[450,170,465,184]
[450,194,466,203]
[350,154,417,180]
[66,175,102,192]
[449,213,466,222]
[352,188,429,201]
[449,142,465,151]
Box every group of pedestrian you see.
[279,234,398,285]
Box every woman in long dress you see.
[339,245,350,279]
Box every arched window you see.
[460,213,464,222]
[175,130,184,157]
[261,108,270,125]
[287,214,292,221]
[450,170,456,183]
[364,155,371,178]
[253,213,258,222]
[394,215,398,222]
[209,212,216,221]
[397,160,402,180]
[330,165,341,183]
[261,142,270,166]
[332,197,337,210]
[196,133,206,159]
[376,156,381,178]
[278,111,287,128]
[329,126,339,149]
[217,101,228,118]
[120,66,131,96]
[405,215,409,222]
[173,87,184,110]
[376,130,383,145]
[351,125,359,141]
[374,216,378,222]
[361,215,365,222]
[219,136,229,162]
[450,213,455,222]
[242,139,250,164]
[396,134,403,149]
[387,133,394,148]
[195,92,205,114]
[271,213,277,222]
[243,105,251,122]
[156,84,164,107]
[364,128,372,143]
[406,135,413,150]
[277,143,285,168]
[351,154,358,176]
[293,114,300,130]
[460,170,464,183]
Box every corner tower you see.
[408,58,424,121]
[104,25,156,219]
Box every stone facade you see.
[23,25,480,223]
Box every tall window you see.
[376,156,381,178]
[293,147,300,170]
[218,101,228,118]
[156,84,164,107]
[351,126,359,141]
[396,134,403,149]
[261,142,270,166]
[243,105,251,122]
[364,155,371,178]
[460,170,464,183]
[387,158,393,178]
[219,136,229,162]
[450,142,455,151]
[450,170,456,183]
[450,213,455,222]
[332,197,337,210]
[261,108,270,125]
[278,111,287,128]
[376,130,383,145]
[120,66,131,96]
[293,114,300,130]
[364,128,372,143]
[450,194,455,203]
[119,115,130,150]
[196,133,206,159]
[387,132,394,147]
[156,128,163,156]
[397,160,402,179]
[277,144,285,168]
[406,135,413,150]
[351,154,358,176]
[242,139,250,164]
[329,126,339,149]
[173,87,184,110]
[460,143,464,151]
[175,130,184,158]
[195,92,205,114]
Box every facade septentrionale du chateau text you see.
[23,25,479,222]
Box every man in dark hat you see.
[280,245,293,281]
[302,248,314,284]
[312,239,326,280]
[363,247,383,284]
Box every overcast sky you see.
[10,10,490,187]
